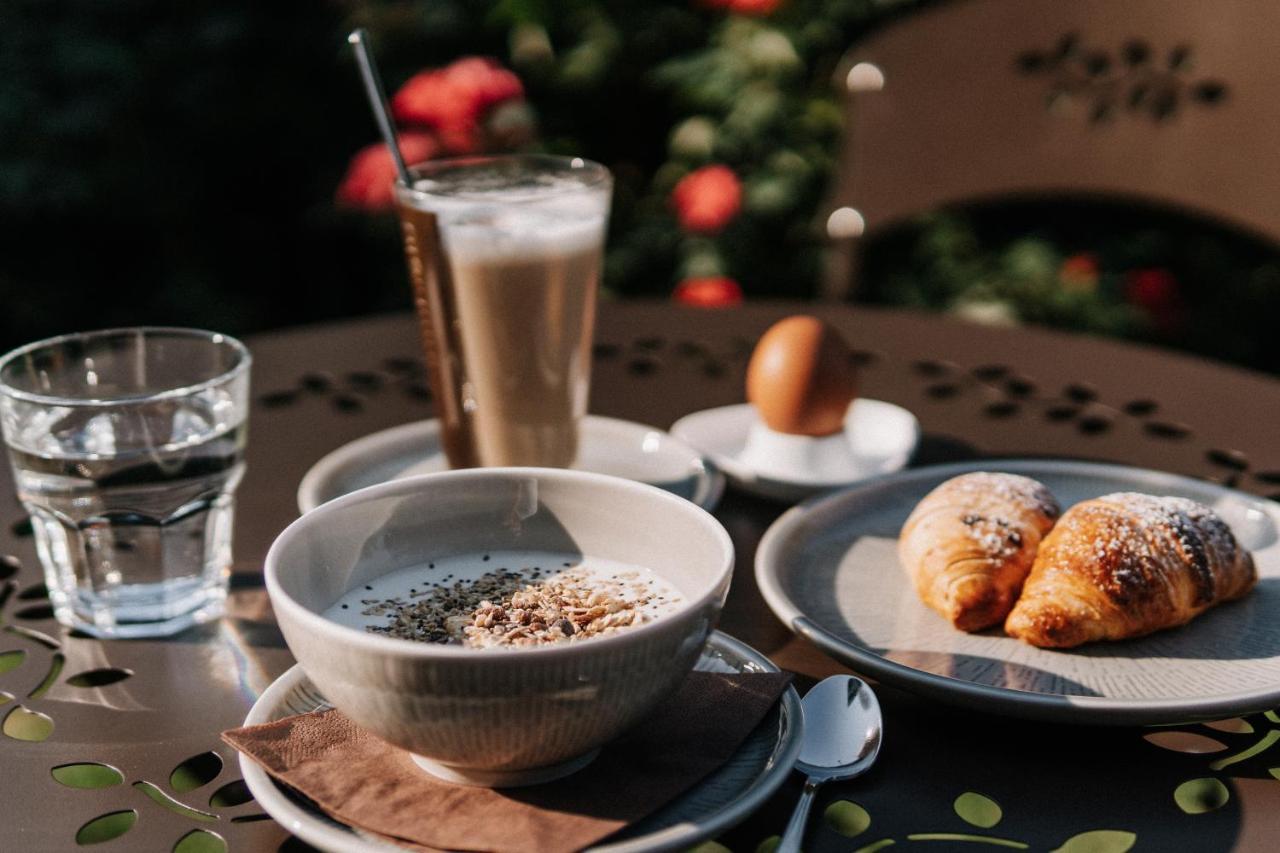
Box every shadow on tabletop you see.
[910,433,983,467]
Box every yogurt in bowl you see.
[265,467,733,787]
[324,552,686,648]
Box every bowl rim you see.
[265,466,735,660]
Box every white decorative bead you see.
[846,61,885,92]
[827,206,866,239]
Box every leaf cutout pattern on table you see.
[4,624,60,649]
[1174,777,1230,814]
[1203,718,1254,735]
[66,668,133,688]
[28,652,64,698]
[75,809,136,845]
[17,582,47,600]
[133,781,218,822]
[686,843,732,853]
[52,762,124,789]
[3,705,53,741]
[754,835,780,853]
[907,834,1026,848]
[1051,829,1137,853]
[15,604,55,621]
[824,800,871,837]
[169,751,223,793]
[173,828,227,853]
[1208,729,1280,771]
[1143,731,1228,754]
[0,649,25,674]
[954,791,1003,828]
[853,841,896,853]
[0,690,11,705]
[208,779,253,809]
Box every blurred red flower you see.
[674,276,744,308]
[1125,267,1185,333]
[701,0,784,15]
[671,165,742,234]
[444,57,525,112]
[392,57,524,154]
[335,132,438,210]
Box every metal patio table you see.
[3,302,1279,852]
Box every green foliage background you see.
[4,0,1280,371]
[0,0,917,348]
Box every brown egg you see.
[746,315,857,436]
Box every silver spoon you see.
[777,675,883,853]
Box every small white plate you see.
[671,399,920,502]
[238,631,803,853]
[756,458,1280,725]
[297,415,724,513]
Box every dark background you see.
[0,0,765,346]
[5,0,1280,371]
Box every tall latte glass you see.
[395,155,611,468]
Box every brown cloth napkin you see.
[223,671,791,853]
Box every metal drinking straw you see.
[348,28,413,187]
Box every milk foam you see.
[444,210,605,262]
[405,176,609,262]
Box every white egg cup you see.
[738,422,866,481]
[671,399,921,502]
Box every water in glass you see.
[9,393,245,637]
[0,328,250,638]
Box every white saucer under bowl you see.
[670,399,920,502]
[238,630,802,853]
[297,415,725,513]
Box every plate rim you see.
[238,630,803,853]
[756,457,1280,725]
[670,400,920,502]
[296,415,725,514]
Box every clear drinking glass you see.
[0,328,250,638]
[394,155,612,468]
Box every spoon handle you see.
[776,776,821,853]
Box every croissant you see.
[899,473,1061,631]
[1005,493,1256,648]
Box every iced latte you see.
[395,156,611,468]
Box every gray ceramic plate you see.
[756,458,1280,725]
[239,631,803,853]
[297,416,725,514]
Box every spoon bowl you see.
[777,675,883,853]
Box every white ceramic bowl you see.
[265,467,734,786]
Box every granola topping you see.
[323,552,684,649]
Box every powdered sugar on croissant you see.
[1005,492,1256,648]
[898,472,1061,631]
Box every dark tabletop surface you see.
[3,301,1279,852]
